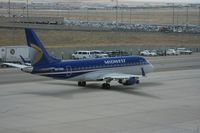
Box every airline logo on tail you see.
[30,43,43,65]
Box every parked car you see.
[140,50,157,56]
[106,50,129,57]
[166,49,179,55]
[72,50,96,59]
[91,50,108,58]
[140,50,151,56]
[156,50,165,56]
[176,48,192,55]
[150,50,158,56]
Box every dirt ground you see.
[0,28,199,48]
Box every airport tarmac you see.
[0,54,200,133]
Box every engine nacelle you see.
[118,77,138,86]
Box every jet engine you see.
[118,77,139,86]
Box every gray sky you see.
[0,0,199,3]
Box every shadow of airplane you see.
[22,81,161,100]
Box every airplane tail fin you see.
[25,28,60,68]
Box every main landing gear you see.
[102,79,112,89]
[136,80,140,84]
[102,83,111,89]
[78,81,86,87]
[78,81,111,89]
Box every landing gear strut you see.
[78,81,86,87]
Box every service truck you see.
[0,46,30,67]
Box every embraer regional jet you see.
[5,28,154,89]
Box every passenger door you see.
[65,66,72,77]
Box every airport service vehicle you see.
[176,48,192,55]
[4,28,154,89]
[0,46,30,63]
[166,49,179,55]
[0,46,30,67]
[72,50,96,59]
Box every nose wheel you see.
[136,80,140,84]
[102,83,111,89]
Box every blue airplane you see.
[5,28,154,89]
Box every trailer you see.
[0,46,30,67]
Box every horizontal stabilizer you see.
[3,63,29,69]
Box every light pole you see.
[26,0,29,17]
[86,8,88,22]
[176,15,179,25]
[115,0,118,24]
[8,0,10,17]
[129,8,132,24]
[172,3,175,25]
[121,9,123,23]
[186,5,189,25]
[198,6,200,26]
[67,7,70,20]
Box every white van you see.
[72,50,96,60]
[91,50,108,58]
[166,49,179,55]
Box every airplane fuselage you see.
[31,56,154,81]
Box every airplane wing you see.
[98,73,142,81]
[3,63,28,69]
[98,68,146,81]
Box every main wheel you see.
[81,81,86,86]
[102,83,111,89]
[136,80,140,84]
[78,82,82,86]
[78,81,86,87]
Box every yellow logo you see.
[31,44,43,65]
